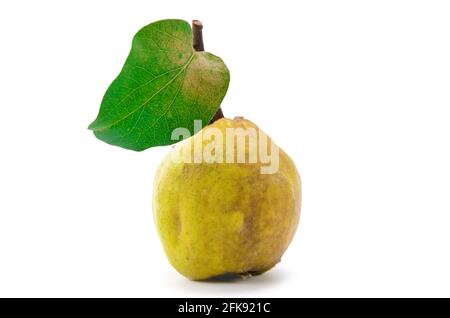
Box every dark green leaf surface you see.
[89,19,230,151]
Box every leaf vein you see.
[97,54,194,130]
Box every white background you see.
[0,0,449,297]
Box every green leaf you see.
[88,19,230,151]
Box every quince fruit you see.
[153,117,301,280]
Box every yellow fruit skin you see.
[153,118,301,280]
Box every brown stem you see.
[192,20,224,124]
[192,20,204,52]
[209,108,224,123]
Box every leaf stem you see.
[192,20,225,123]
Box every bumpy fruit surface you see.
[153,117,301,280]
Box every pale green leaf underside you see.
[88,19,230,151]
